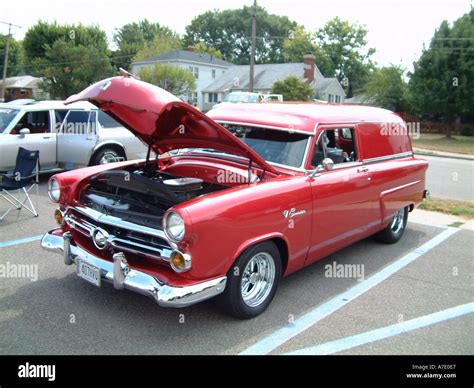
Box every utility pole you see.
[249,0,257,92]
[1,21,21,102]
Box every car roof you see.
[207,102,404,134]
[0,100,97,111]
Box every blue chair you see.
[0,147,39,221]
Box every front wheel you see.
[217,241,282,319]
[374,206,408,244]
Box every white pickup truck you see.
[0,100,147,172]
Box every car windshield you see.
[0,108,19,132]
[224,94,258,103]
[179,125,309,169]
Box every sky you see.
[0,0,472,71]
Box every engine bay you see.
[80,167,229,227]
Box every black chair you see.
[0,147,39,221]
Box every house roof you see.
[0,76,41,89]
[207,102,401,134]
[202,62,344,96]
[133,49,233,67]
[203,63,308,92]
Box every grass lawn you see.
[419,197,474,219]
[411,133,474,155]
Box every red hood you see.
[66,76,278,174]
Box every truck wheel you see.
[90,148,124,166]
[374,206,408,244]
[217,241,281,319]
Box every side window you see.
[54,110,69,133]
[311,128,358,168]
[98,111,121,129]
[14,110,51,134]
[61,110,96,134]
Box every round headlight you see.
[48,178,61,203]
[164,211,185,242]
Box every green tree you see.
[315,17,376,97]
[192,42,223,59]
[364,66,409,111]
[409,10,474,137]
[113,20,179,70]
[271,75,313,101]
[23,21,108,68]
[38,39,113,99]
[21,22,113,99]
[139,63,196,96]
[183,6,297,64]
[282,26,317,63]
[0,36,24,76]
[133,34,182,63]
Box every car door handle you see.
[357,166,369,173]
[43,135,51,139]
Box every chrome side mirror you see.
[322,158,334,171]
[19,128,30,138]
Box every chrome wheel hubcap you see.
[240,252,275,308]
[390,208,405,234]
[100,151,120,164]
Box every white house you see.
[131,49,233,110]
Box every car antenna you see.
[119,68,140,80]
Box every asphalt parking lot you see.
[0,178,473,355]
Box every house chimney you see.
[303,53,315,83]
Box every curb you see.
[413,149,474,161]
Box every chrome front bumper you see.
[41,230,227,308]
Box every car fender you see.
[92,140,126,157]
[232,231,290,270]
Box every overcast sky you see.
[1,0,471,71]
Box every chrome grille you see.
[64,207,172,263]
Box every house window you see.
[328,94,334,103]
[208,93,219,103]
[212,69,216,79]
[335,95,341,103]
[188,66,199,79]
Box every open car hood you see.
[66,76,278,174]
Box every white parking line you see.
[240,227,459,355]
[0,235,43,249]
[284,303,474,355]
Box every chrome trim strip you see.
[41,231,227,308]
[362,151,414,164]
[64,210,172,262]
[71,205,172,242]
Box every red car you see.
[41,75,429,319]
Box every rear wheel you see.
[217,241,281,319]
[374,206,408,244]
[90,147,124,166]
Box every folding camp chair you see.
[0,147,40,221]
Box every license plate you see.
[77,260,101,287]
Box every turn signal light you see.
[54,208,64,225]
[170,250,192,273]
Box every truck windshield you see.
[227,125,308,168]
[181,125,309,169]
[0,108,19,132]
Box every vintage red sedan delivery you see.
[41,75,429,318]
